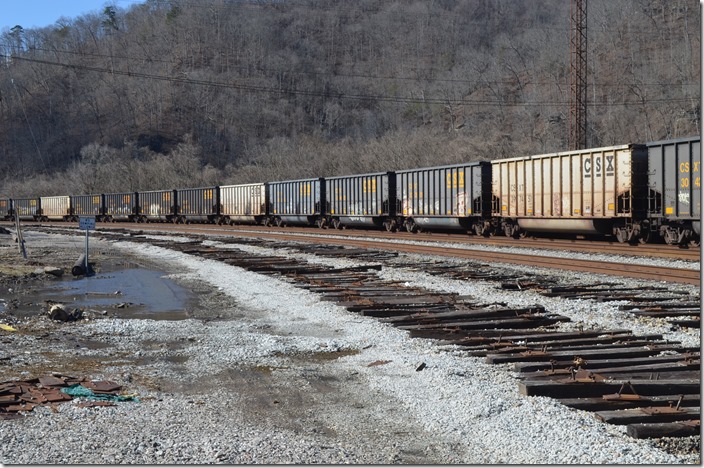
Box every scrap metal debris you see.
[0,374,137,420]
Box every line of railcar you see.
[1,136,699,245]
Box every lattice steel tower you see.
[569,0,587,150]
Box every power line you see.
[2,53,695,109]
[0,43,697,89]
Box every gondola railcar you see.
[71,194,104,222]
[324,171,396,230]
[175,186,219,224]
[646,136,701,245]
[491,144,650,242]
[103,192,139,222]
[40,196,72,222]
[395,162,493,234]
[10,198,40,221]
[0,199,11,221]
[138,189,176,223]
[267,177,325,227]
[219,183,267,225]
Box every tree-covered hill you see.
[0,0,699,196]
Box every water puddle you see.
[0,263,193,320]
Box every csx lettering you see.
[680,162,690,172]
[584,157,602,178]
[605,155,614,173]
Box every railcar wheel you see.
[615,228,628,244]
[662,228,678,245]
[332,218,342,230]
[405,220,418,233]
[275,218,285,228]
[383,220,397,232]
[638,230,651,244]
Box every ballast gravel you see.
[0,232,700,464]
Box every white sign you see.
[79,216,96,230]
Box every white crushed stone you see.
[1,233,699,464]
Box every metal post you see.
[85,228,89,274]
[14,212,27,259]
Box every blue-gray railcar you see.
[10,198,40,221]
[0,199,11,221]
[267,178,325,227]
[71,194,103,221]
[324,172,395,230]
[104,192,139,222]
[395,162,492,234]
[138,189,176,222]
[647,136,701,245]
[175,187,219,223]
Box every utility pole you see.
[569,0,588,150]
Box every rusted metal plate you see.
[0,394,18,404]
[38,376,66,387]
[83,380,122,393]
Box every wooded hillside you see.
[0,0,699,196]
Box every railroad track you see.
[3,221,699,262]
[95,231,699,440]
[84,223,700,286]
[12,222,699,285]
[221,224,701,262]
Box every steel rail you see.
[82,223,700,286]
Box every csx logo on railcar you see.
[583,154,615,178]
[679,162,700,189]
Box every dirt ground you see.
[0,228,461,464]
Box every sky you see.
[1,0,145,32]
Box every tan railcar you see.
[219,183,267,225]
[491,144,649,241]
[39,196,71,221]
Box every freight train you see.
[1,136,700,246]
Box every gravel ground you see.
[0,228,700,464]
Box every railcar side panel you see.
[326,172,392,227]
[10,198,39,221]
[267,178,324,226]
[104,192,138,221]
[71,195,103,219]
[493,144,648,236]
[139,189,175,221]
[0,199,11,220]
[176,187,219,222]
[647,136,701,242]
[40,196,71,221]
[220,183,266,223]
[397,162,490,230]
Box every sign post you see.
[78,217,96,276]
